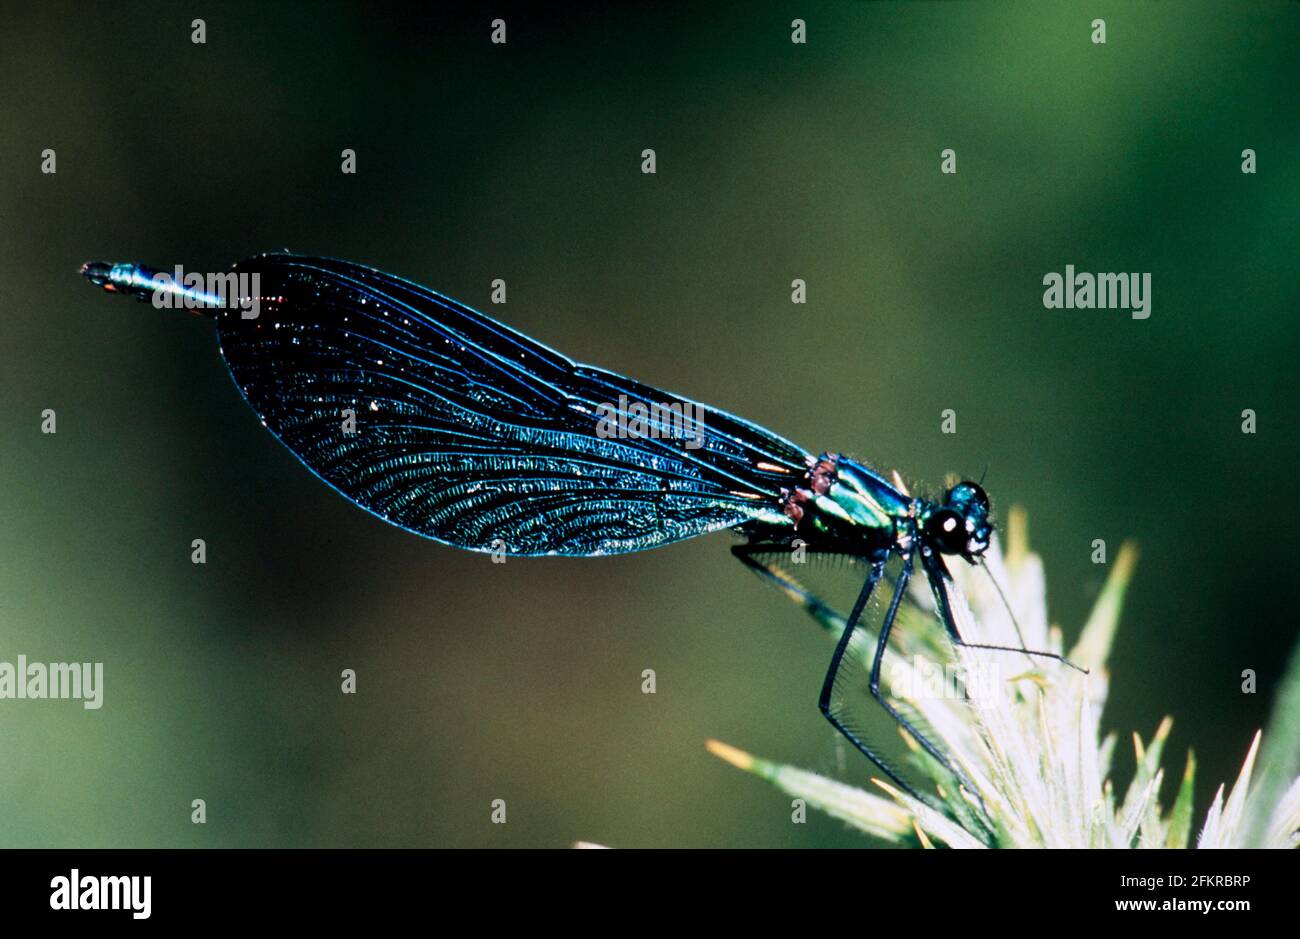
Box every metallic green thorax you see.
[769,455,993,564]
[783,456,912,557]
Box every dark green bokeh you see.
[1,2,1296,847]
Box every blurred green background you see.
[1,1,1297,847]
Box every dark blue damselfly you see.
[82,254,1082,821]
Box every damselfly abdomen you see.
[82,254,1077,816]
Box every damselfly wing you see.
[89,256,812,556]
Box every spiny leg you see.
[815,560,924,796]
[730,543,847,636]
[865,554,986,814]
[921,551,1087,673]
[731,544,925,803]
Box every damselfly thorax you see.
[745,451,992,566]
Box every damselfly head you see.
[922,480,992,562]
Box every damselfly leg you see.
[730,544,847,634]
[732,546,924,799]
[732,544,986,818]
[920,551,1087,674]
[859,555,987,816]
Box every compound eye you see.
[948,480,988,509]
[925,508,968,554]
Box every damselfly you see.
[82,254,1080,816]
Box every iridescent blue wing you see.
[212,255,807,555]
